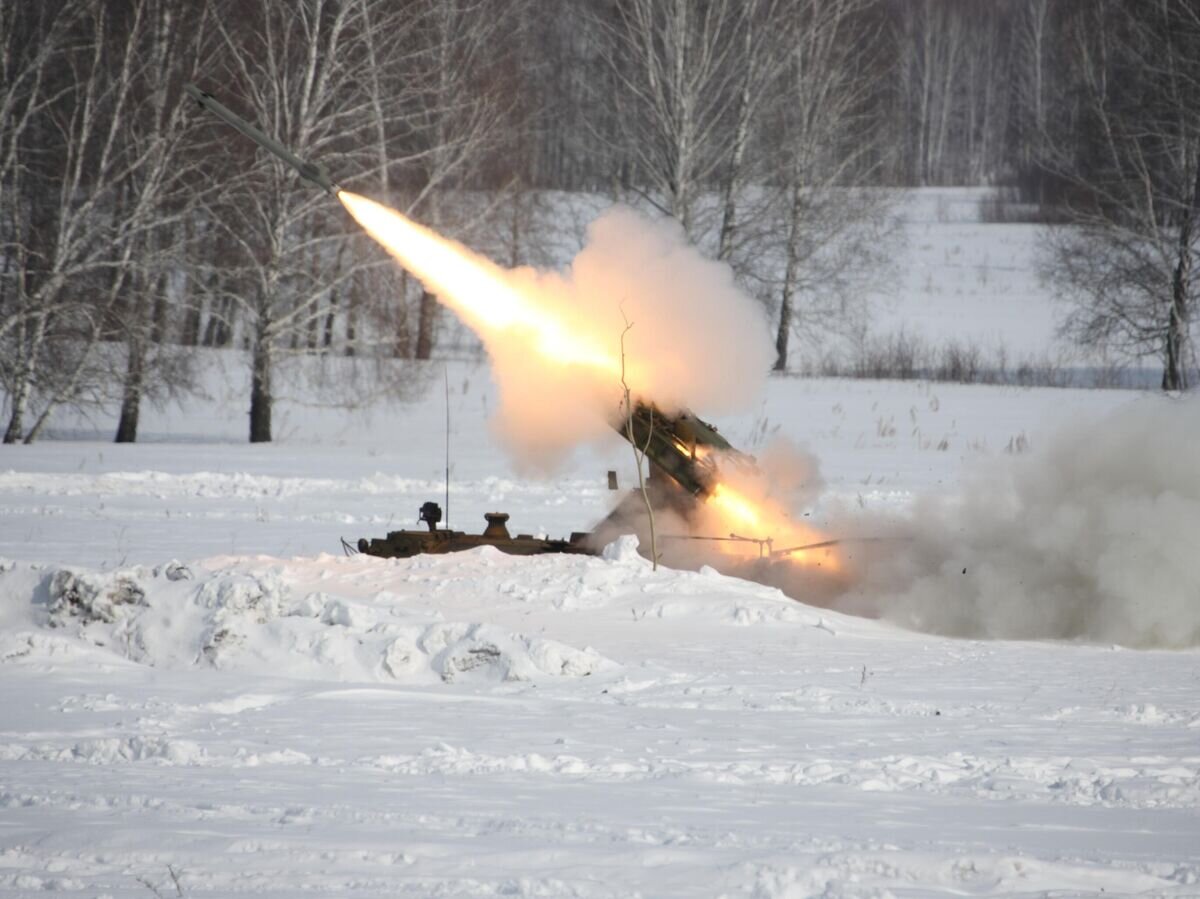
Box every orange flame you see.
[708,482,766,533]
[338,191,620,375]
[704,481,840,572]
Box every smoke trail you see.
[832,395,1200,648]
[341,195,773,469]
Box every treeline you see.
[1,0,1197,444]
[535,0,1053,194]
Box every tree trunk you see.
[114,337,145,443]
[3,322,30,444]
[1163,302,1185,391]
[180,299,202,347]
[249,315,273,443]
[774,290,793,372]
[345,286,357,358]
[415,289,438,359]
[150,284,169,344]
[3,378,30,444]
[116,271,149,442]
[774,179,803,373]
[509,179,523,268]
[322,289,338,351]
[395,269,411,358]
[3,315,46,444]
[1163,160,1199,391]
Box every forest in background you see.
[2,0,1198,443]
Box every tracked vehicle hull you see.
[356,507,595,560]
[355,404,754,561]
[357,529,596,559]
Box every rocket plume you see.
[338,190,774,463]
[339,189,838,573]
[697,455,840,573]
[338,192,619,377]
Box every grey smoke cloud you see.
[833,395,1200,648]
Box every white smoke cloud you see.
[833,395,1200,648]
[341,194,773,471]
[485,206,774,469]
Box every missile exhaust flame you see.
[703,480,840,571]
[339,192,621,377]
[184,81,838,580]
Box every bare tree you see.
[111,0,223,443]
[1,0,164,443]
[882,0,1032,188]
[714,0,810,266]
[1044,1,1200,390]
[590,0,747,239]
[894,0,967,186]
[1014,0,1051,180]
[203,0,417,441]
[0,3,78,442]
[404,0,529,360]
[767,0,895,372]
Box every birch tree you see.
[591,0,747,240]
[1045,0,1200,390]
[111,0,223,443]
[205,0,415,441]
[714,0,799,264]
[1014,0,1051,187]
[896,0,968,186]
[770,0,894,372]
[403,0,528,360]
[1,0,158,443]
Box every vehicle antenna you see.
[444,364,451,529]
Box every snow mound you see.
[415,621,606,683]
[359,541,867,631]
[0,545,873,688]
[2,560,612,685]
[0,735,208,766]
[48,567,147,625]
[600,534,644,563]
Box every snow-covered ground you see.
[869,190,1060,357]
[2,359,1198,897]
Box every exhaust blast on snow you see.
[339,193,773,469]
[832,396,1200,649]
[340,192,1196,649]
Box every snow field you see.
[1,530,1199,895]
[1,355,1198,895]
[868,190,1063,360]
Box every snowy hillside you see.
[2,539,1197,897]
[2,364,1198,896]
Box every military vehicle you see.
[355,502,594,559]
[353,401,750,560]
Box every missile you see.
[184,83,340,196]
[616,401,751,499]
